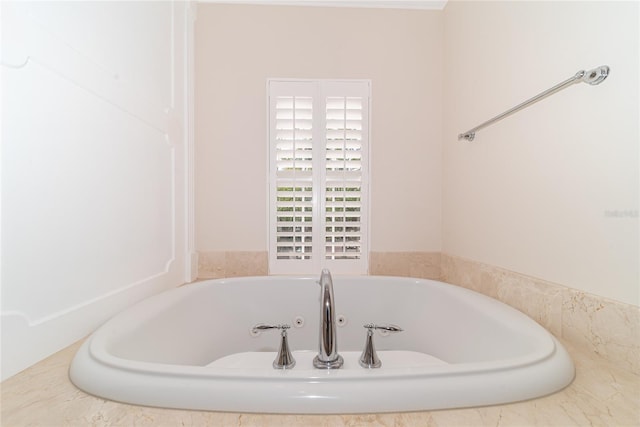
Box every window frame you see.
[267,78,371,275]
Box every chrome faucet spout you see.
[313,269,343,369]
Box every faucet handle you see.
[251,324,295,369]
[252,323,291,333]
[363,323,403,333]
[359,323,403,369]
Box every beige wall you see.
[195,2,638,307]
[195,4,443,253]
[443,1,639,306]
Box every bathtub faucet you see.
[313,269,344,369]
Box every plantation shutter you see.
[269,81,317,273]
[323,82,368,268]
[269,80,369,275]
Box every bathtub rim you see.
[69,275,576,414]
[70,335,575,414]
[79,275,559,380]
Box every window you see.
[268,80,370,275]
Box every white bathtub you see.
[69,275,574,414]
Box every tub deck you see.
[1,338,638,426]
[67,276,575,413]
[207,350,447,371]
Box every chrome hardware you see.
[458,65,610,141]
[251,324,296,369]
[293,316,305,328]
[313,269,344,369]
[359,323,403,369]
[582,65,609,85]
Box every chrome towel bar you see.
[458,65,610,141]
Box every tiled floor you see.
[1,339,638,426]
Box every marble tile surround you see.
[198,250,639,374]
[198,251,268,278]
[441,254,640,375]
[369,251,441,279]
[198,251,442,280]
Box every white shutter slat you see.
[326,141,361,150]
[276,141,313,149]
[276,170,313,180]
[325,171,362,181]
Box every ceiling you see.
[197,0,448,10]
